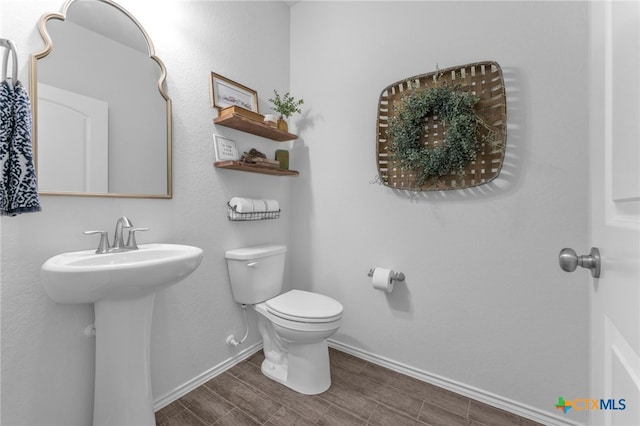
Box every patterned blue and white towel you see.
[0,79,41,216]
[0,79,14,213]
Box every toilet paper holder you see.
[367,268,405,282]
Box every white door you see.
[589,1,640,425]
[37,83,109,193]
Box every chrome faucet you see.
[112,216,133,252]
[84,216,149,254]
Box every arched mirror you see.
[30,0,172,198]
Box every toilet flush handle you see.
[247,261,259,268]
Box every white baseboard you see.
[153,341,263,412]
[328,339,584,426]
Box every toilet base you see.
[261,339,331,395]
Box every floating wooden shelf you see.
[214,113,298,142]
[214,161,299,176]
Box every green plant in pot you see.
[268,90,304,132]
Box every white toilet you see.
[225,244,343,395]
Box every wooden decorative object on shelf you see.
[219,106,265,123]
[376,61,507,191]
[251,157,281,169]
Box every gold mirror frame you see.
[30,0,172,198]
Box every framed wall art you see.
[210,72,258,112]
[213,134,239,161]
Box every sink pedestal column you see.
[93,293,156,426]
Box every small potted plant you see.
[268,90,304,132]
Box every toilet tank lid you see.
[225,244,287,260]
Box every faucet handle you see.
[125,227,150,250]
[84,230,110,254]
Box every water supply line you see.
[226,304,249,347]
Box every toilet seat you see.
[265,290,343,323]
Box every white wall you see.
[289,1,589,423]
[1,1,291,425]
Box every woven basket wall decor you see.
[376,61,507,191]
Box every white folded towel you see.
[229,197,253,213]
[229,197,279,215]
[264,199,280,212]
[252,199,267,212]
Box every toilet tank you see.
[225,244,287,304]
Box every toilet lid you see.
[266,290,343,322]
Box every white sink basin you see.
[40,242,204,426]
[41,243,203,303]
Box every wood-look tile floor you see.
[155,348,545,426]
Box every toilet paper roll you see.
[372,267,395,293]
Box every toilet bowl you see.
[254,290,342,394]
[225,245,343,395]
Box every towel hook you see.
[1,38,19,85]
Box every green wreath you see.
[386,83,480,186]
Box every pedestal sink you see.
[41,243,204,426]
